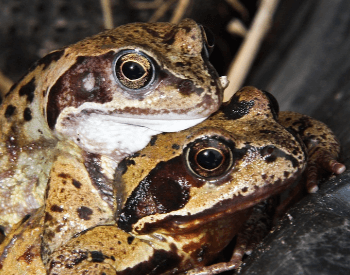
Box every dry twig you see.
[170,0,190,23]
[224,0,280,102]
[100,0,114,29]
[227,18,248,37]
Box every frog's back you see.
[0,64,60,232]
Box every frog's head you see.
[39,19,226,160]
[116,87,307,235]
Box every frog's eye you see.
[114,50,156,90]
[185,137,233,179]
[200,25,215,58]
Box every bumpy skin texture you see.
[0,87,344,274]
[0,19,224,235]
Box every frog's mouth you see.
[108,115,207,132]
[55,112,207,162]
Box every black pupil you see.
[196,149,223,170]
[122,61,145,80]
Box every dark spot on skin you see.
[90,251,105,263]
[150,136,157,146]
[261,146,277,163]
[284,171,290,177]
[35,49,65,70]
[77,206,93,220]
[17,245,37,264]
[242,187,248,192]
[5,105,16,118]
[172,144,180,150]
[50,205,63,212]
[127,236,134,244]
[116,158,136,175]
[58,173,70,179]
[118,156,192,232]
[222,95,255,120]
[175,62,184,67]
[131,152,140,158]
[49,250,88,269]
[259,146,299,168]
[55,224,64,233]
[291,116,313,137]
[47,51,115,129]
[19,78,36,103]
[23,107,32,121]
[262,174,267,180]
[44,212,53,222]
[72,179,82,189]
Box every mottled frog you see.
[0,19,227,235]
[0,87,344,274]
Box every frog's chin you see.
[56,113,207,163]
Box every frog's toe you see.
[326,159,346,174]
[306,151,346,193]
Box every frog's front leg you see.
[278,111,346,192]
[47,226,177,275]
[41,151,117,265]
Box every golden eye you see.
[114,50,155,90]
[185,137,233,179]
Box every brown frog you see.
[0,19,227,236]
[0,87,344,274]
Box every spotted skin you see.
[0,87,345,274]
[0,19,225,234]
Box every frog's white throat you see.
[56,113,206,163]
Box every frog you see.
[0,86,344,274]
[0,18,228,237]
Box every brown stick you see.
[224,0,280,102]
[100,0,114,29]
